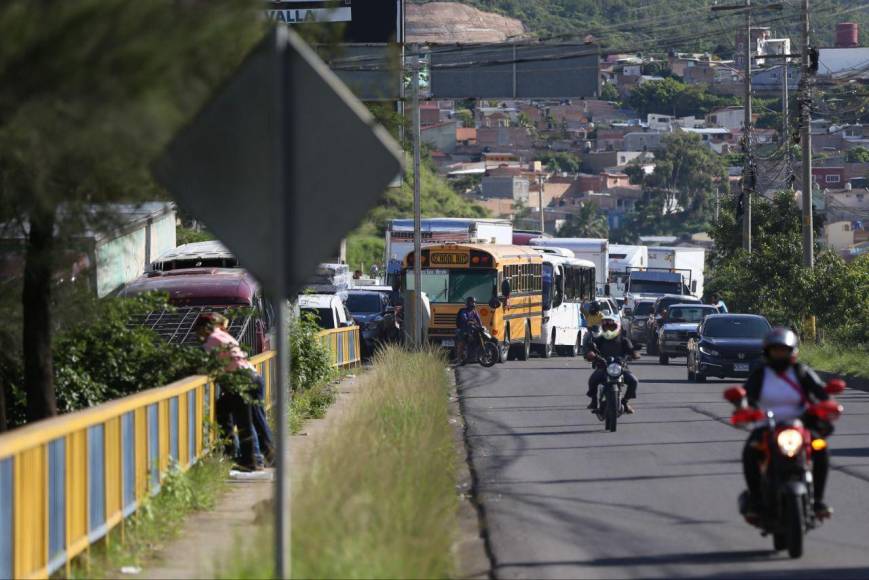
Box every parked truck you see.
[646,246,705,298]
[607,244,648,299]
[385,218,513,279]
[529,237,609,295]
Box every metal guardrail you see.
[317,325,362,368]
[0,326,354,578]
[0,352,276,579]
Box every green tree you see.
[538,151,581,174]
[600,82,619,102]
[557,202,609,238]
[0,1,264,422]
[626,78,738,118]
[706,192,866,343]
[846,146,869,163]
[455,108,474,127]
[628,132,725,217]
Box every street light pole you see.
[410,47,423,347]
[538,174,545,234]
[742,0,753,253]
[800,0,814,268]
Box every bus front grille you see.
[433,313,455,327]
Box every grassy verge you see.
[222,346,458,579]
[289,379,337,434]
[72,455,229,578]
[801,343,869,380]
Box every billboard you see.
[429,42,600,99]
[268,0,404,99]
[266,1,403,43]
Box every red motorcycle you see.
[723,378,845,558]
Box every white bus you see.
[533,252,596,358]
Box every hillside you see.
[406,2,527,44]
[410,0,869,55]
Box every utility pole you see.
[410,46,423,346]
[800,0,814,268]
[782,55,790,172]
[538,174,545,234]
[742,0,753,253]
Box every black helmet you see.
[588,301,601,315]
[763,327,799,371]
[763,327,799,353]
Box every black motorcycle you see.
[459,323,499,368]
[592,356,628,432]
[724,380,845,558]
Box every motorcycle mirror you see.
[488,296,501,309]
[824,378,846,395]
[723,386,747,404]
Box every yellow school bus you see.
[403,243,543,361]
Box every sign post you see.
[153,26,402,578]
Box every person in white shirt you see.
[741,328,833,518]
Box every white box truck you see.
[385,218,513,276]
[646,246,705,298]
[529,237,609,295]
[608,244,648,299]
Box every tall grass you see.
[801,343,869,379]
[221,346,458,579]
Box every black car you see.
[622,300,654,346]
[344,290,392,355]
[686,314,772,381]
[646,294,702,355]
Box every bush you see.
[53,293,211,413]
[289,311,337,393]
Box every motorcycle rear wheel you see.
[785,492,805,558]
[604,386,619,432]
[480,343,499,367]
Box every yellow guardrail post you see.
[0,351,277,579]
[316,326,361,368]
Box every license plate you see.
[734,363,750,372]
[441,339,455,347]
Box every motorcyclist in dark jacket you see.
[585,315,641,414]
[455,296,483,363]
[741,327,833,518]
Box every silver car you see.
[657,304,720,364]
[622,300,654,347]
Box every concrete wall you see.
[94,207,177,297]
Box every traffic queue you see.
[118,224,847,560]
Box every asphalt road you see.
[456,353,869,579]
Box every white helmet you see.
[600,315,621,340]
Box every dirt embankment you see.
[407,2,528,44]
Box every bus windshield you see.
[405,269,497,304]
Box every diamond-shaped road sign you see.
[153,26,402,296]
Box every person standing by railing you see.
[194,313,275,471]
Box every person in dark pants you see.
[741,327,832,518]
[250,373,275,466]
[194,313,271,472]
[585,315,641,413]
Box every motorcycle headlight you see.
[699,345,719,357]
[776,428,804,458]
[606,362,623,377]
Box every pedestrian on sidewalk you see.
[194,312,275,471]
